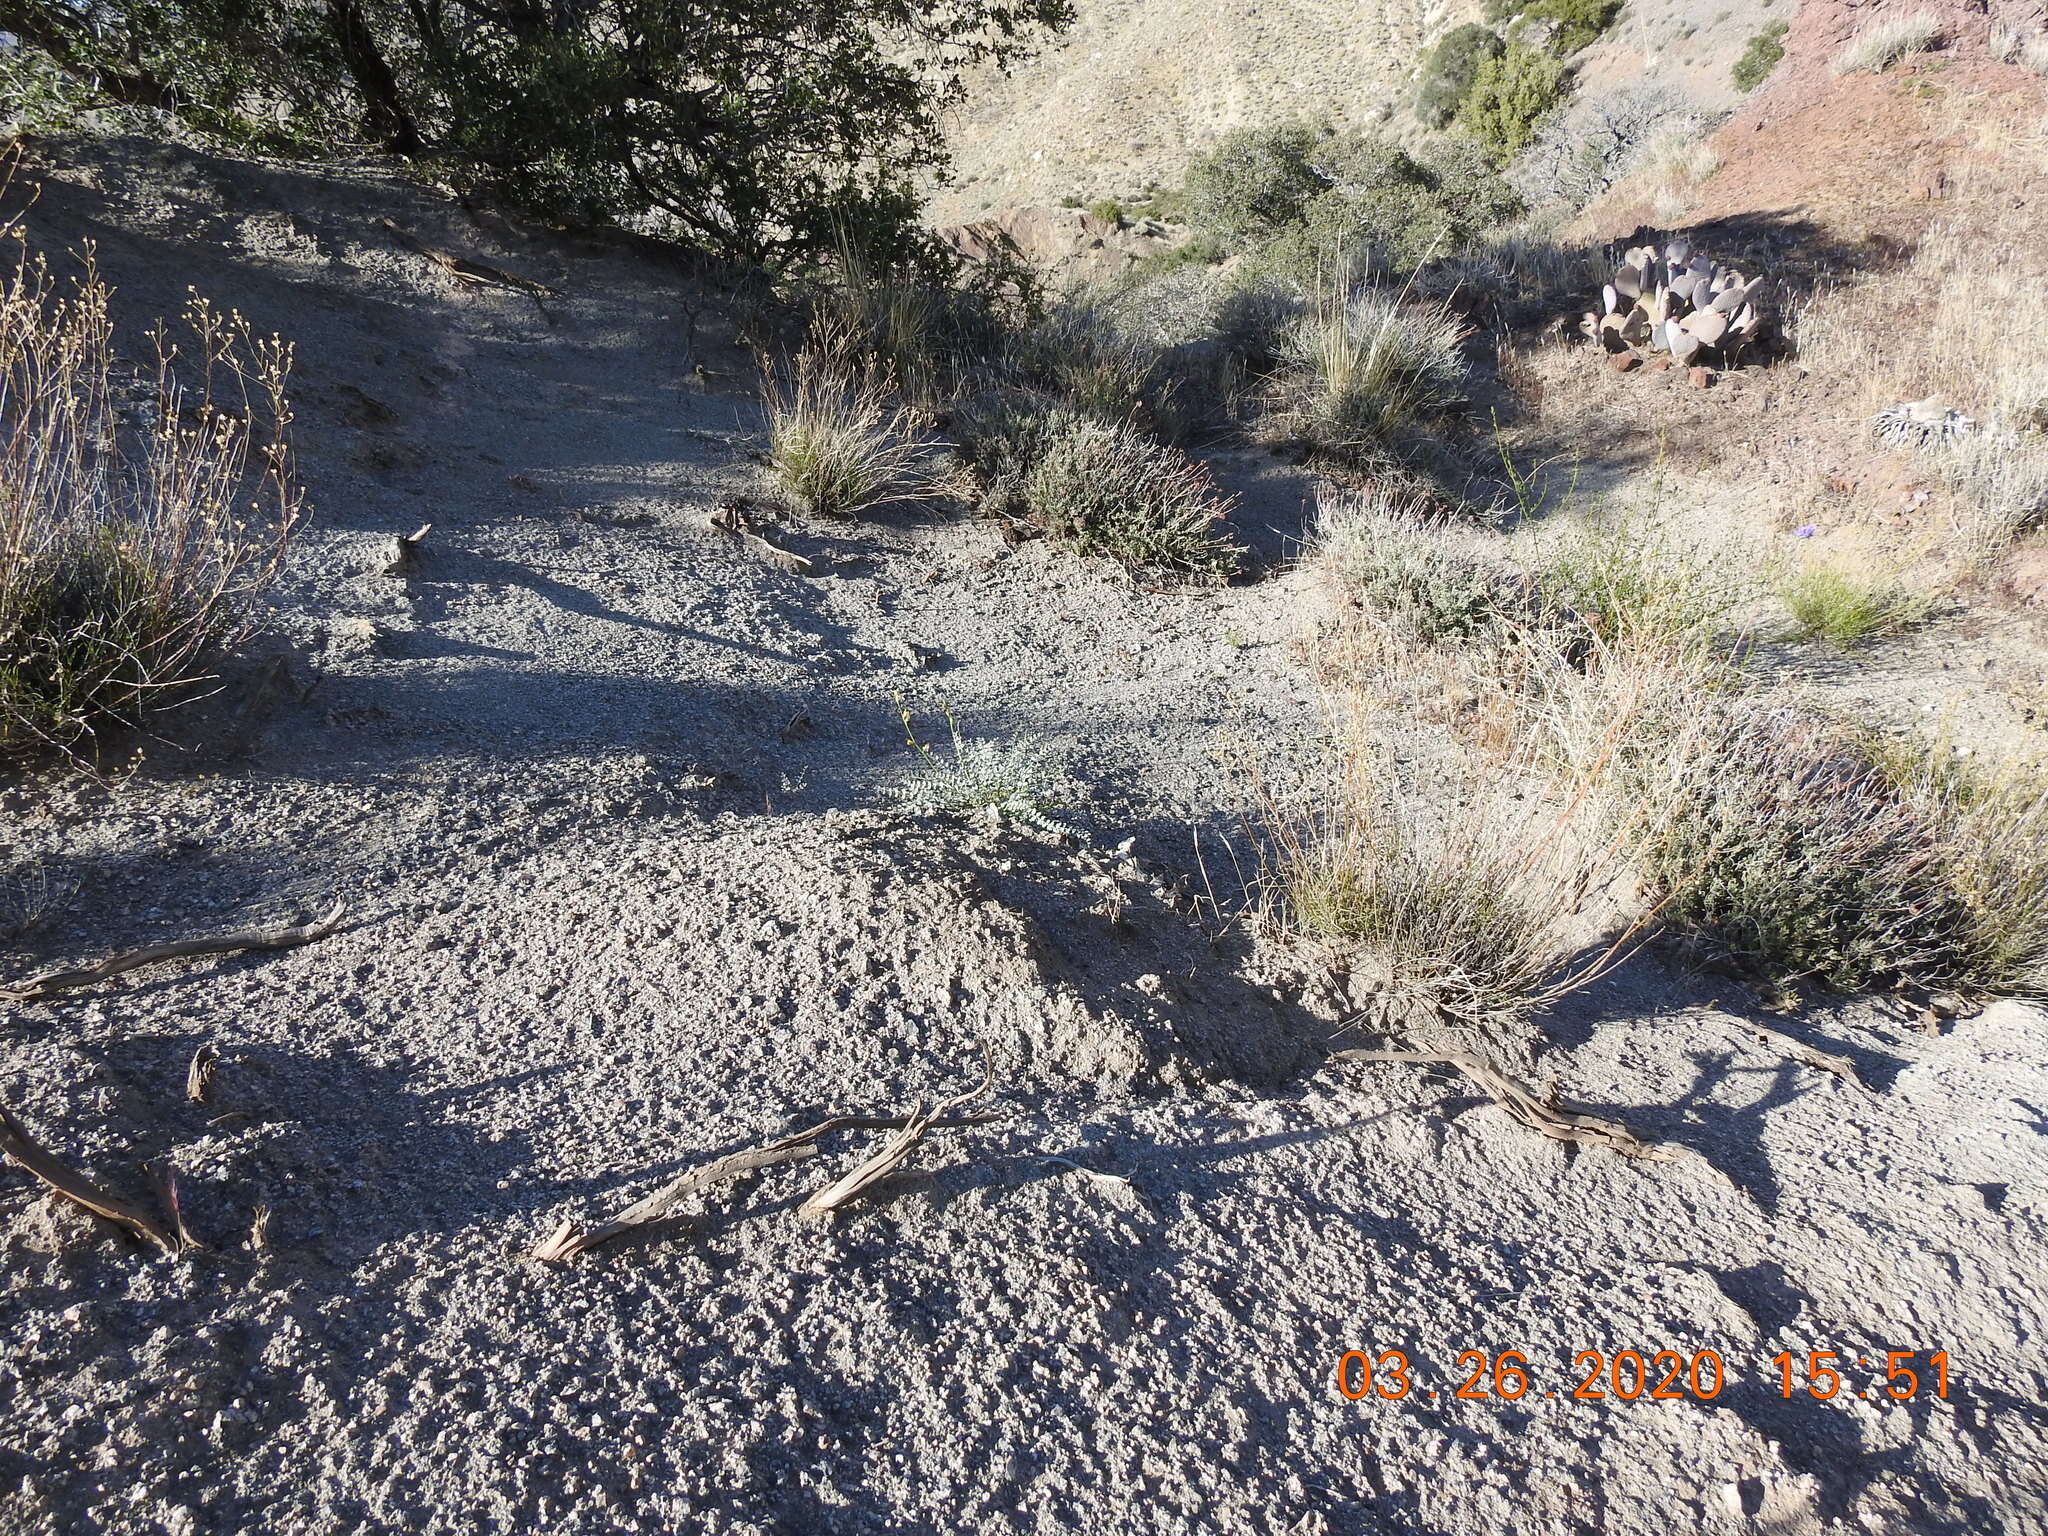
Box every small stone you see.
[1689,366,1714,388]
[1607,351,1639,373]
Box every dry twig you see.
[532,1110,996,1261]
[1335,1048,1680,1161]
[799,1050,995,1221]
[710,499,817,576]
[1,904,346,1003]
[0,1104,180,1253]
[1732,1021,1870,1093]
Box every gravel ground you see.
[1,137,2045,1536]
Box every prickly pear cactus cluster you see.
[1576,238,1766,367]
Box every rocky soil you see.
[0,133,2046,1536]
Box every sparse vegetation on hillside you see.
[0,245,298,759]
[1832,14,1944,75]
[1518,0,1622,55]
[1732,22,1789,91]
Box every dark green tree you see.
[0,0,1072,266]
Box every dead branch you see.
[1,904,346,1003]
[799,1051,995,1222]
[0,1104,179,1253]
[709,500,816,576]
[1732,1022,1870,1093]
[531,1111,997,1261]
[185,1043,220,1105]
[377,219,558,300]
[1334,1048,1680,1162]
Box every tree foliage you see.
[1519,0,1622,54]
[0,0,1072,267]
[1415,24,1505,129]
[1456,44,1568,164]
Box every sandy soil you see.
[2,134,2047,1536]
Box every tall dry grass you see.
[0,239,300,758]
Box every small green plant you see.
[1019,413,1243,577]
[1457,44,1569,163]
[1831,14,1943,74]
[761,349,923,516]
[1777,560,1936,648]
[1527,514,1752,651]
[1732,21,1789,90]
[1085,198,1125,225]
[892,698,1080,839]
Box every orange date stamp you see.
[1335,1349,1952,1403]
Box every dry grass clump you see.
[1270,289,1469,462]
[1520,512,1754,652]
[762,349,923,516]
[1019,411,1242,577]
[1264,741,1627,1031]
[1317,484,1524,646]
[1777,557,1938,648]
[1831,14,1943,74]
[0,244,299,759]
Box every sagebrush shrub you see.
[1019,412,1242,576]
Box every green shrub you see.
[1019,412,1242,576]
[1415,24,1506,128]
[1777,561,1936,649]
[1458,45,1569,164]
[1731,22,1789,90]
[1522,0,1622,54]
[1319,488,1525,642]
[1086,198,1125,225]
[1255,137,1524,278]
[1177,121,1333,247]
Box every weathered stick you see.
[708,502,816,576]
[1334,1048,1679,1162]
[1,904,346,1003]
[799,1051,996,1222]
[531,1112,996,1261]
[1732,1022,1869,1094]
[185,1043,220,1105]
[377,219,557,298]
[0,1104,180,1253]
